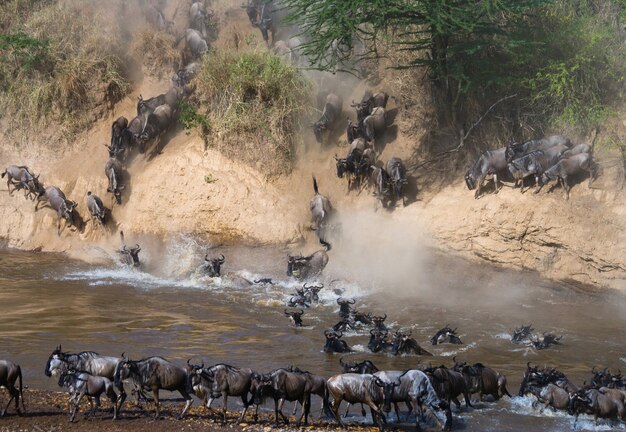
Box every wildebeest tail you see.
[312,175,319,195]
[1,169,5,178]
[18,365,25,412]
[499,377,512,398]
[322,382,333,419]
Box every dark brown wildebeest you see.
[0,360,24,416]
[187,362,254,423]
[507,144,569,193]
[203,254,225,277]
[285,309,304,327]
[390,330,432,356]
[323,330,353,354]
[430,326,463,345]
[423,365,473,410]
[362,107,386,152]
[138,104,173,156]
[108,116,128,160]
[287,242,330,280]
[114,355,193,419]
[569,387,625,425]
[250,368,313,426]
[118,231,141,267]
[385,157,407,206]
[452,359,511,401]
[58,370,118,421]
[35,186,78,234]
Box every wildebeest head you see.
[286,254,309,278]
[250,372,273,406]
[113,354,135,387]
[204,254,225,277]
[284,309,304,327]
[518,362,543,396]
[512,324,534,344]
[339,357,379,374]
[372,313,387,330]
[312,121,327,144]
[59,199,78,223]
[121,244,141,267]
[45,345,67,377]
[335,155,348,178]
[185,359,205,394]
[380,377,401,413]
[337,297,355,318]
[368,328,389,353]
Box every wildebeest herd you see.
[465,135,597,200]
[1,347,624,430]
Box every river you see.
[0,242,625,431]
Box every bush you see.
[192,49,311,176]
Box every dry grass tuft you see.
[132,29,179,78]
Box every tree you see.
[284,0,549,126]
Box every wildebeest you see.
[338,357,379,418]
[524,383,570,412]
[337,298,356,319]
[35,186,78,234]
[569,388,626,425]
[119,113,145,152]
[352,91,389,123]
[286,366,332,418]
[2,165,42,200]
[351,308,373,326]
[86,191,107,227]
[203,254,225,277]
[385,157,407,206]
[114,355,193,419]
[302,283,323,303]
[287,243,330,280]
[391,330,432,356]
[285,309,304,327]
[183,28,208,59]
[0,360,24,416]
[465,147,507,199]
[254,1,277,45]
[373,165,393,209]
[172,62,200,88]
[326,373,387,431]
[105,158,124,204]
[137,93,166,117]
[375,369,449,430]
[313,93,342,144]
[362,107,386,152]
[452,359,511,401]
[333,317,356,332]
[310,176,333,241]
[511,324,534,344]
[119,231,141,267]
[371,313,387,332]
[324,330,353,354]
[108,116,128,159]
[58,370,118,421]
[45,346,126,411]
[423,365,472,410]
[505,134,571,163]
[187,363,254,423]
[250,368,312,426]
[430,326,462,345]
[138,104,173,155]
[367,329,394,354]
[530,333,562,350]
[189,2,209,38]
[145,3,172,32]
[561,143,592,159]
[507,144,568,193]
[335,138,367,190]
[540,152,594,199]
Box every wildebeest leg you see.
[331,395,347,428]
[152,389,160,419]
[221,393,228,423]
[367,401,386,432]
[534,175,543,194]
[1,387,16,416]
[463,391,473,408]
[178,389,193,419]
[108,388,118,420]
[519,176,526,194]
[564,178,571,200]
[70,393,85,422]
[474,174,486,199]
[493,174,500,194]
[115,384,126,414]
[238,395,250,422]
[343,402,351,418]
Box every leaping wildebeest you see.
[0,360,24,417]
[203,253,225,277]
[114,355,193,419]
[118,231,141,267]
[58,370,118,422]
[313,93,342,144]
[45,346,126,412]
[105,157,125,204]
[385,158,407,206]
[35,186,78,234]
[310,176,333,242]
[430,325,463,345]
[2,165,43,200]
[287,241,330,280]
[186,362,255,423]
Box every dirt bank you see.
[1,2,625,290]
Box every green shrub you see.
[193,49,311,176]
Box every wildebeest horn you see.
[205,254,209,262]
[284,309,290,316]
[218,254,225,263]
[339,357,346,366]
[337,331,343,338]
[200,361,204,369]
[453,356,457,364]
[187,359,191,365]
[382,313,387,320]
[337,298,342,304]
[592,366,597,374]
[298,309,304,314]
[527,362,531,369]
[348,299,355,304]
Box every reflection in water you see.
[0,248,625,431]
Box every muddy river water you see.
[1,242,625,431]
